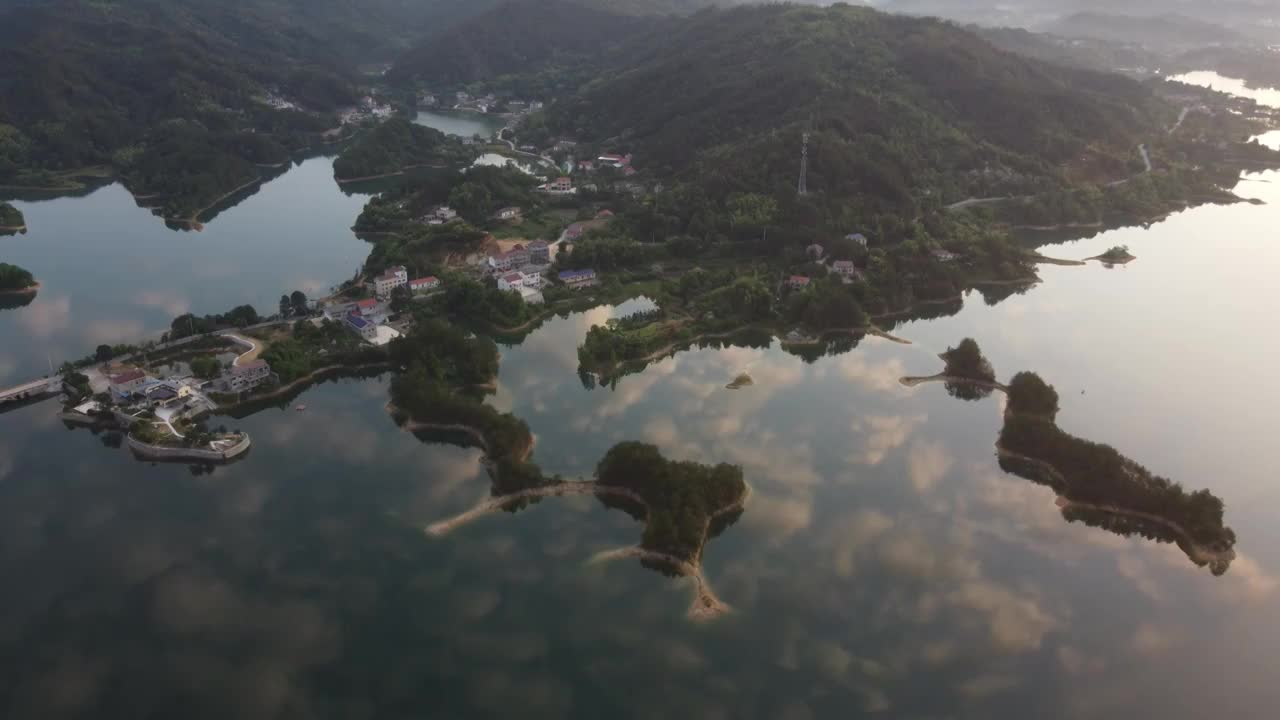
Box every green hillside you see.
[539,4,1169,223]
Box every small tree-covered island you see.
[0,262,38,294]
[903,340,1238,574]
[0,201,26,234]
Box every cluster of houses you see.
[339,95,394,125]
[373,266,441,299]
[102,355,273,416]
[444,91,543,115]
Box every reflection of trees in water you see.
[0,292,36,311]
[977,282,1033,306]
[918,349,1239,575]
[944,379,993,401]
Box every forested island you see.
[0,263,37,294]
[904,342,1238,574]
[0,201,25,233]
[333,118,474,182]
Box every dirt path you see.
[223,333,264,367]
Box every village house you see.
[558,269,598,289]
[488,244,530,273]
[497,272,525,292]
[538,177,575,194]
[520,269,544,289]
[218,360,273,394]
[597,153,632,168]
[408,276,440,294]
[831,260,862,282]
[374,266,408,297]
[107,368,149,400]
[846,233,869,247]
[354,298,389,325]
[788,275,811,290]
[528,239,550,265]
[932,249,960,262]
[494,206,522,222]
[142,381,194,409]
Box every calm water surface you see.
[413,109,508,139]
[0,156,373,383]
[1167,70,1280,108]
[2,142,1279,716]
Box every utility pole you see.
[797,131,809,196]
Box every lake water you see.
[413,109,508,139]
[1167,70,1280,109]
[2,142,1280,716]
[0,156,374,384]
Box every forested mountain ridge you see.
[388,0,661,90]
[537,4,1170,223]
[0,0,458,217]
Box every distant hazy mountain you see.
[1044,12,1246,51]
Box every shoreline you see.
[163,175,264,226]
[425,477,750,621]
[215,362,392,412]
[898,373,1008,392]
[996,444,1234,570]
[0,281,40,296]
[335,163,446,184]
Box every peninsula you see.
[903,341,1238,573]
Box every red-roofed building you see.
[108,368,148,398]
[356,298,381,315]
[595,209,614,219]
[539,177,574,194]
[498,272,525,292]
[788,275,811,289]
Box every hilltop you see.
[532,4,1168,223]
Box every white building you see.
[108,369,149,399]
[494,206,522,221]
[520,269,544,289]
[409,276,440,294]
[488,244,530,273]
[831,260,862,282]
[498,272,525,292]
[374,266,408,297]
[219,360,272,393]
[538,177,575,194]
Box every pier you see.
[0,376,61,405]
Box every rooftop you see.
[356,298,379,309]
[233,359,269,373]
[109,369,147,384]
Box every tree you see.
[389,285,412,313]
[290,290,309,315]
[95,344,114,362]
[279,294,292,317]
[941,338,994,382]
[1007,371,1059,419]
[190,355,221,380]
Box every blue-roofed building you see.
[345,311,378,341]
[557,269,598,290]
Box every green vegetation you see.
[941,338,995,382]
[333,118,472,181]
[439,276,538,329]
[189,355,223,381]
[167,305,260,341]
[999,410,1236,568]
[537,4,1167,225]
[0,201,24,231]
[578,308,686,373]
[596,441,746,561]
[1006,371,1061,419]
[1096,245,1135,262]
[387,320,542,494]
[260,319,385,384]
[447,166,540,225]
[0,262,36,291]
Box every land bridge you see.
[0,376,61,405]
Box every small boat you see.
[295,404,307,411]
